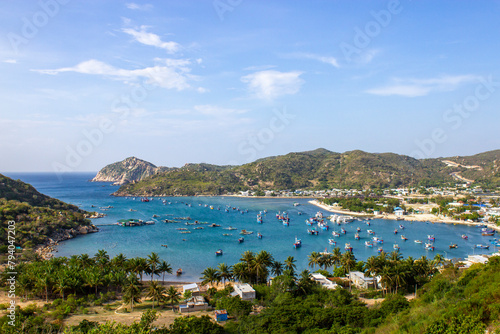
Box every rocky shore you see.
[35,224,99,260]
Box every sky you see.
[1,0,500,172]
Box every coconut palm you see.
[379,265,393,295]
[53,270,71,301]
[296,270,315,296]
[146,281,165,309]
[146,252,161,281]
[128,257,148,282]
[217,263,232,287]
[84,266,103,296]
[253,250,273,283]
[284,256,297,274]
[158,261,173,283]
[271,260,284,277]
[340,251,356,275]
[389,250,403,263]
[200,267,220,287]
[308,252,321,270]
[165,286,181,311]
[232,262,248,283]
[94,249,110,268]
[122,275,142,312]
[364,256,380,278]
[111,253,127,268]
[331,247,342,267]
[392,263,409,294]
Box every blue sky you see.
[1,0,500,172]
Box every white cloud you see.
[3,59,17,64]
[285,53,339,68]
[194,105,247,117]
[126,3,153,10]
[241,70,304,100]
[32,59,196,91]
[122,26,179,53]
[366,75,481,97]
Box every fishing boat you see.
[293,202,300,207]
[341,227,346,234]
[377,247,383,253]
[356,227,361,232]
[449,244,458,249]
[414,240,422,244]
[283,220,290,226]
[475,244,489,249]
[354,233,360,240]
[482,229,495,236]
[257,233,263,239]
[215,249,223,256]
[328,239,337,245]
[257,215,263,223]
[393,244,400,250]
[461,234,468,240]
[298,211,303,215]
[308,229,319,235]
[222,233,231,236]
[161,244,168,248]
[293,237,302,248]
[365,241,373,247]
[319,223,329,231]
[366,221,371,226]
[240,230,253,235]
[224,226,237,230]
[399,224,405,230]
[306,219,314,226]
[316,211,324,219]
[141,197,150,202]
[425,243,435,251]
[238,237,244,243]
[428,235,435,241]
[345,243,353,252]
[373,237,384,244]
[367,229,375,235]
[176,268,183,275]
[401,235,408,241]
[394,229,398,234]
[332,231,340,237]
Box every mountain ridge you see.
[95,148,500,196]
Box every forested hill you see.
[0,174,93,250]
[110,148,500,196]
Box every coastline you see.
[309,200,500,232]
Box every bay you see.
[5,172,498,282]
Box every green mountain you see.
[109,148,500,197]
[0,174,95,250]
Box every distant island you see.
[91,148,500,197]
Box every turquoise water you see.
[5,173,499,282]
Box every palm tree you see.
[146,252,161,281]
[308,252,321,270]
[158,261,173,283]
[54,270,71,300]
[94,249,110,268]
[128,257,148,283]
[122,275,142,312]
[253,250,273,283]
[146,281,165,309]
[331,247,342,267]
[379,265,393,295]
[392,263,409,294]
[284,256,297,274]
[165,286,181,311]
[200,267,220,287]
[111,253,127,268]
[232,262,248,283]
[217,263,232,287]
[433,254,445,269]
[341,251,356,275]
[84,267,103,296]
[78,253,93,268]
[271,260,284,277]
[364,256,379,278]
[296,270,315,296]
[240,250,255,266]
[389,250,403,263]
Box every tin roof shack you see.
[214,309,228,322]
[179,296,209,313]
[183,283,200,296]
[310,273,339,290]
[349,271,377,289]
[232,283,256,301]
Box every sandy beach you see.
[309,200,500,232]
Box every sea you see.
[5,172,499,283]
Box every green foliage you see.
[215,296,252,318]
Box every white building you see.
[232,283,256,301]
[179,296,209,313]
[349,271,377,289]
[311,273,339,290]
[183,283,200,296]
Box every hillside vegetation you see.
[111,148,500,196]
[0,174,91,250]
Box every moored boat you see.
[401,235,408,241]
[328,239,337,245]
[373,237,384,244]
[215,249,223,256]
[354,233,360,240]
[414,240,422,244]
[393,244,400,250]
[461,234,468,240]
[428,235,435,241]
[332,231,340,237]
[257,232,263,239]
[238,237,244,243]
[176,268,183,275]
[293,237,302,248]
[425,243,435,251]
[377,247,383,253]
[475,244,489,249]
[449,244,457,249]
[345,243,353,251]
[365,241,373,247]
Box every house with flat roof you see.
[183,283,200,296]
[311,273,339,290]
[179,296,209,313]
[232,283,256,301]
[349,271,377,289]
